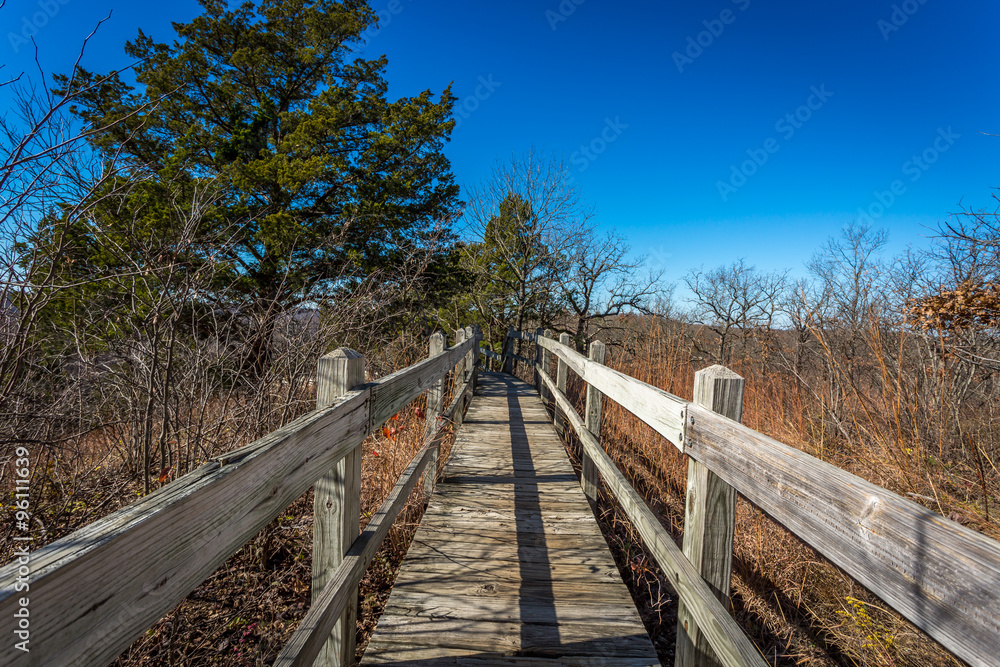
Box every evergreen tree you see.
[48,0,460,373]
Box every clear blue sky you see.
[4,0,999,286]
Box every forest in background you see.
[2,0,998,665]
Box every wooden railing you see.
[0,325,482,667]
[495,328,1000,667]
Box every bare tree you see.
[806,221,889,334]
[557,228,667,350]
[683,259,787,364]
[462,149,589,348]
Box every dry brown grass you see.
[1,333,467,666]
[553,316,997,666]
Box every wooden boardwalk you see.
[362,372,659,665]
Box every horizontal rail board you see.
[0,390,371,666]
[0,336,477,667]
[538,369,765,667]
[369,337,476,428]
[479,347,501,361]
[534,335,686,450]
[686,405,1000,667]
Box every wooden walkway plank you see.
[362,373,659,666]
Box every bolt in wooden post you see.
[424,332,446,497]
[454,328,467,429]
[582,340,606,505]
[533,327,543,389]
[539,329,553,406]
[554,332,572,436]
[675,365,744,667]
[314,348,365,667]
[502,325,514,374]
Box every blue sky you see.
[4,0,999,287]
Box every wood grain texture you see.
[0,332,475,667]
[534,327,544,389]
[686,404,1000,667]
[676,366,743,667]
[581,341,605,506]
[424,332,447,496]
[534,335,686,451]
[0,390,371,667]
[369,335,476,430]
[276,441,437,667]
[314,348,366,667]
[538,369,765,667]
[554,333,572,437]
[362,372,657,666]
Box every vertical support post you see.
[582,340,605,505]
[424,331,446,497]
[454,328,467,429]
[554,332,571,436]
[533,327,543,389]
[464,326,475,387]
[675,365,744,667]
[502,326,514,374]
[539,329,553,405]
[471,325,482,394]
[314,348,365,667]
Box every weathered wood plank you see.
[687,404,1000,667]
[582,340,605,505]
[0,390,371,667]
[424,332,447,496]
[677,366,744,667]
[314,348,366,667]
[362,372,657,665]
[369,335,476,428]
[554,333,572,436]
[276,438,437,667]
[534,334,686,450]
[538,369,765,667]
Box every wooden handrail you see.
[537,367,766,667]
[0,328,480,667]
[494,328,1000,667]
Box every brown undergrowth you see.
[2,336,465,666]
[530,316,996,667]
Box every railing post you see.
[554,332,571,436]
[582,340,605,505]
[454,327,467,428]
[464,325,475,387]
[502,325,514,374]
[533,327,543,389]
[424,331,446,497]
[676,365,744,667]
[471,325,482,393]
[314,348,365,667]
[539,329,552,405]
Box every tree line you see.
[1,0,996,512]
